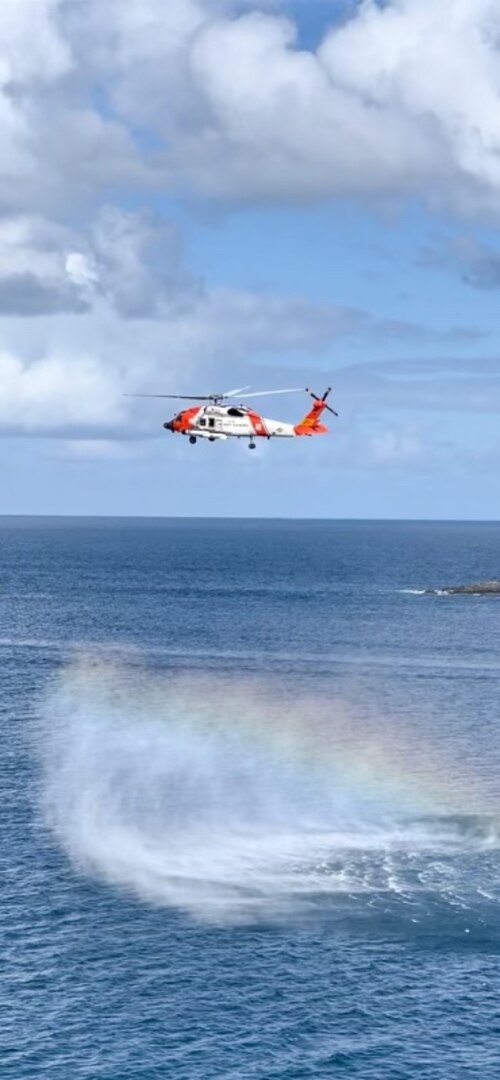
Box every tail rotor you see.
[305,387,338,417]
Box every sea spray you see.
[37,654,500,923]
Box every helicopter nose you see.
[163,420,173,431]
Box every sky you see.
[1,0,500,517]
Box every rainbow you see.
[50,653,489,822]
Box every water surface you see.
[2,518,500,1078]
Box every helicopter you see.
[128,386,337,449]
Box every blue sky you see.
[1,0,500,517]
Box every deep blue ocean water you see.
[2,518,500,1078]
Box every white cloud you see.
[0,208,198,317]
[0,278,348,436]
[0,0,71,85]
[64,0,500,215]
[0,350,124,434]
[0,216,92,314]
[1,1,500,217]
[65,251,99,292]
[0,248,461,439]
[164,0,500,212]
[0,0,498,453]
[88,207,200,317]
[319,0,500,212]
[0,0,146,217]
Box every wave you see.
[36,657,500,926]
[399,591,457,600]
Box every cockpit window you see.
[227,407,244,417]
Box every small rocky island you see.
[426,580,500,595]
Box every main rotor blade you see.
[223,386,252,398]
[124,386,306,401]
[241,388,304,399]
[123,394,215,400]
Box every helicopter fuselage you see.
[163,401,327,443]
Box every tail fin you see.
[294,387,337,436]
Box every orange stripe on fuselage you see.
[248,410,268,436]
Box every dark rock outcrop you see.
[426,580,500,595]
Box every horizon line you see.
[0,514,499,524]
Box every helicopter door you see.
[207,416,222,432]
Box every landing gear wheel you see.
[209,436,216,442]
[249,442,256,450]
[189,435,197,445]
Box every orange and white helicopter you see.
[130,386,337,449]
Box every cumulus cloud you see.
[0,217,92,314]
[0,273,328,436]
[0,0,498,456]
[68,0,500,214]
[0,0,71,84]
[0,349,124,435]
[0,0,147,217]
[0,196,487,439]
[88,208,200,317]
[0,272,431,437]
[1,1,500,216]
[0,208,199,318]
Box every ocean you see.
[2,517,500,1078]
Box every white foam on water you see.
[37,657,500,924]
